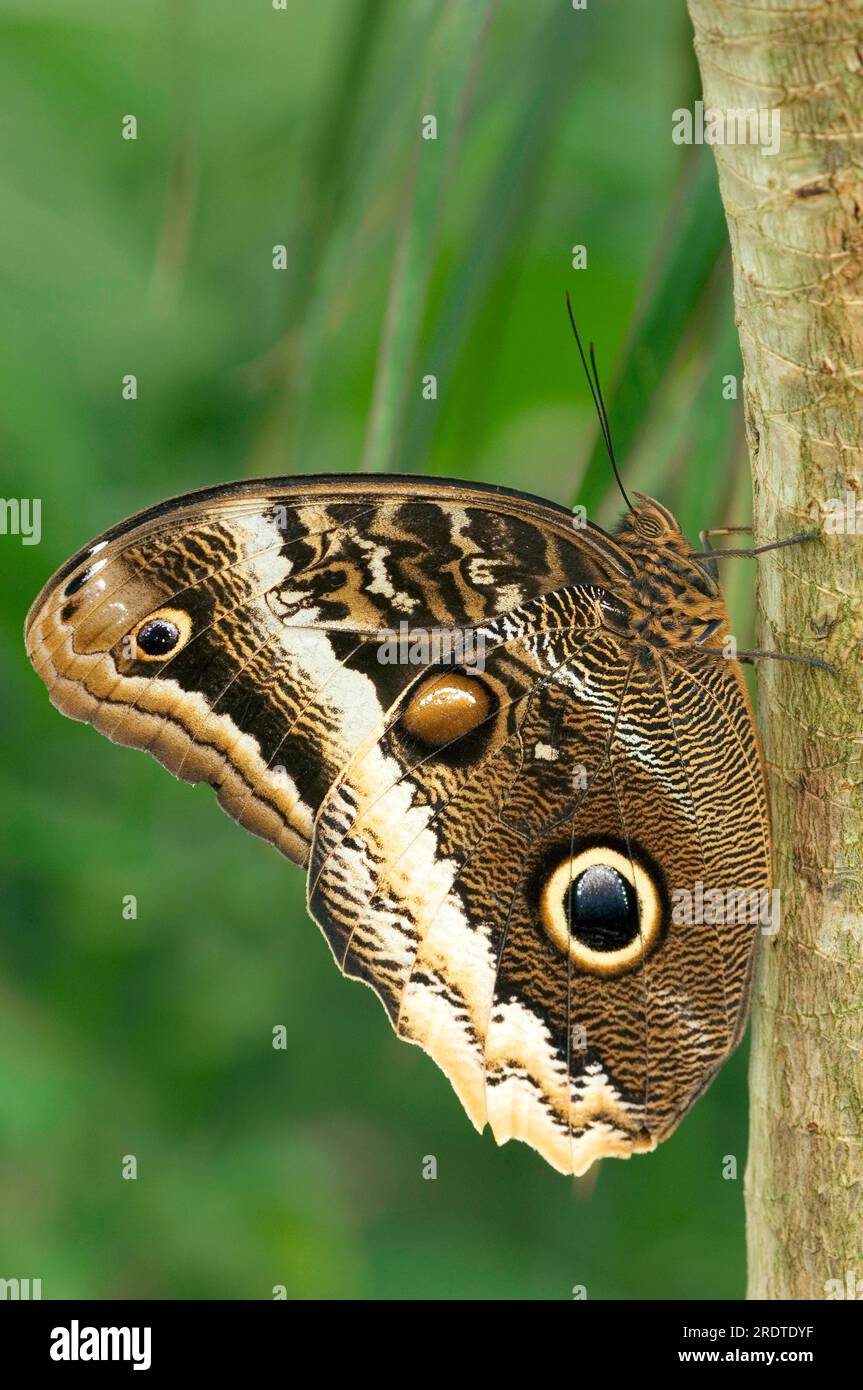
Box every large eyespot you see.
[539,845,663,975]
[129,607,192,662]
[401,670,493,749]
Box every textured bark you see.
[686,1,863,1299]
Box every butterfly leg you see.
[691,531,819,561]
[694,530,832,671]
[695,526,756,579]
[698,524,752,549]
[736,649,836,673]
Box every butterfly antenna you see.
[565,291,634,515]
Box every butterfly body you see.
[25,475,770,1175]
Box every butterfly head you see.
[616,492,682,545]
[611,493,730,653]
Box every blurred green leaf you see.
[362,0,499,472]
[399,1,603,477]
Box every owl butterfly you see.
[25,459,794,1176]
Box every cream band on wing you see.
[539,845,663,975]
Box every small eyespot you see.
[129,607,192,662]
[397,664,497,767]
[400,670,494,751]
[138,619,179,655]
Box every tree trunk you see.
[686,1,863,1300]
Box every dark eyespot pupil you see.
[566,865,639,952]
[136,618,180,656]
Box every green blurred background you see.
[1,0,759,1299]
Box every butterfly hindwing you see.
[308,592,770,1175]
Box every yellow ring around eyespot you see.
[539,846,662,976]
[129,607,193,663]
